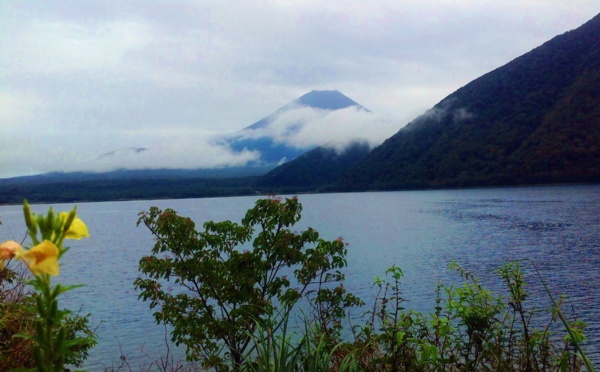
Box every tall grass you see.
[533,263,595,372]
[236,261,594,371]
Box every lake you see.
[1,185,599,369]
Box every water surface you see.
[1,185,598,369]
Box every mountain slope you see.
[228,90,367,165]
[258,141,371,191]
[342,13,600,190]
[243,90,365,131]
[0,90,369,203]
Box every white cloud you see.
[63,137,260,173]
[0,0,598,178]
[237,105,399,151]
[3,19,150,77]
[0,91,40,129]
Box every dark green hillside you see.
[342,13,600,190]
[511,67,600,183]
[0,176,261,204]
[258,141,371,192]
[3,16,600,204]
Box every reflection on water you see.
[1,185,598,368]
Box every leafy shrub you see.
[135,195,361,370]
[135,196,593,371]
[346,261,591,371]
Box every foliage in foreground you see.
[135,195,361,370]
[135,196,594,371]
[0,201,97,371]
[235,262,593,372]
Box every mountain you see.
[99,147,148,158]
[227,90,368,166]
[0,90,369,203]
[243,90,365,131]
[258,141,371,192]
[6,11,600,203]
[341,13,600,190]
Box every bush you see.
[135,196,593,371]
[135,195,361,370]
[346,261,590,371]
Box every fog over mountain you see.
[226,90,391,167]
[63,139,261,174]
[246,105,387,152]
[53,90,396,175]
[3,2,598,179]
[341,12,600,189]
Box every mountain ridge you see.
[338,13,600,190]
[2,13,600,203]
[243,90,365,131]
[227,89,368,166]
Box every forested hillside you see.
[341,13,600,190]
[2,15,600,203]
[258,141,371,192]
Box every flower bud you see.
[23,200,38,236]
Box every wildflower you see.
[0,240,60,275]
[19,240,60,276]
[59,212,90,239]
[0,240,24,268]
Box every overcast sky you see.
[1,1,598,178]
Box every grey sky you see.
[1,1,598,178]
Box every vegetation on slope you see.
[258,141,371,192]
[0,176,262,204]
[341,13,600,190]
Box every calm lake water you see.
[1,185,599,369]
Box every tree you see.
[134,196,360,370]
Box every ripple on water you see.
[0,185,598,368]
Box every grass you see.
[2,260,595,371]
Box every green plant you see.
[346,261,593,371]
[239,308,362,372]
[443,262,505,370]
[132,195,593,371]
[533,263,595,372]
[353,265,436,371]
[135,196,361,370]
[0,264,36,370]
[0,201,97,371]
[241,308,303,372]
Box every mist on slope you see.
[53,106,400,174]
[236,105,399,153]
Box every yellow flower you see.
[19,240,60,276]
[59,212,90,239]
[0,240,24,268]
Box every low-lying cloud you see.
[236,105,399,153]
[60,136,261,173]
[2,1,596,179]
[62,106,399,173]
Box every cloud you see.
[237,105,400,153]
[60,135,261,173]
[0,0,598,178]
[402,101,475,132]
[59,103,398,175]
[4,20,150,77]
[453,108,474,122]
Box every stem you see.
[532,263,595,372]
